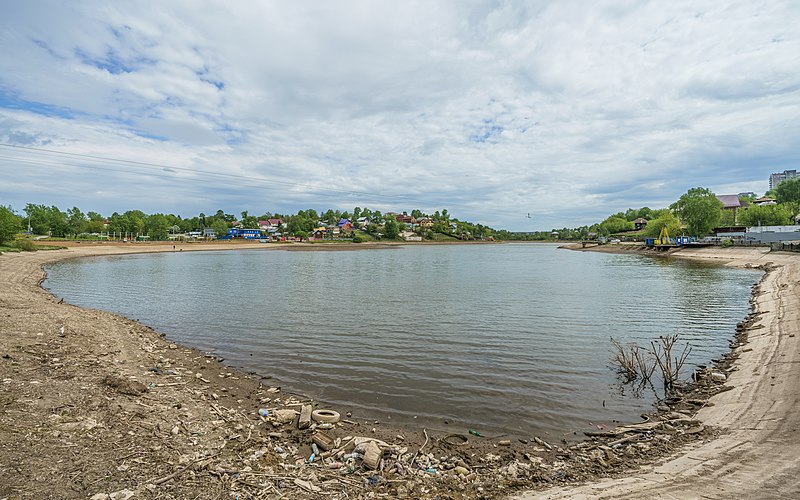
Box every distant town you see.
[2,170,800,248]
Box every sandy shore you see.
[515,246,800,499]
[2,242,797,499]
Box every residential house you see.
[633,218,648,230]
[753,197,777,206]
[356,217,370,228]
[418,217,434,228]
[338,219,353,231]
[717,194,749,224]
[396,214,416,224]
[203,228,216,238]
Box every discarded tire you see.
[311,409,340,423]
[442,434,469,446]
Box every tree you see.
[66,207,87,236]
[643,212,682,238]
[738,204,793,226]
[775,178,800,205]
[24,204,50,235]
[599,215,633,235]
[670,187,723,237]
[145,214,170,240]
[383,219,400,239]
[0,206,20,244]
[211,219,229,237]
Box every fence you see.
[771,242,800,253]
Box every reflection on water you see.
[44,244,760,438]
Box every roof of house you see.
[267,218,283,225]
[754,197,776,203]
[716,194,746,209]
[338,218,351,226]
[633,217,648,224]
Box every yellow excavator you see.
[655,225,674,245]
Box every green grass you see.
[426,232,459,242]
[0,240,66,253]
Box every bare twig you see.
[150,452,218,485]
[409,428,429,466]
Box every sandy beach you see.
[1,242,797,499]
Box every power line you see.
[0,142,407,200]
[0,142,533,220]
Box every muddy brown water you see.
[44,243,760,440]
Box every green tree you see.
[384,219,400,239]
[775,178,800,205]
[719,209,736,226]
[24,204,50,235]
[738,204,793,226]
[145,214,170,240]
[599,215,633,235]
[643,212,683,238]
[212,219,229,237]
[670,187,723,237]
[0,206,20,244]
[24,204,68,237]
[66,207,87,236]
[48,206,68,237]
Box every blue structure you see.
[676,236,691,245]
[227,228,263,239]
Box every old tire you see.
[311,409,341,423]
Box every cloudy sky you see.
[1,1,798,230]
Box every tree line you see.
[527,179,800,242]
[0,203,500,244]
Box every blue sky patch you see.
[0,90,78,119]
[469,120,504,143]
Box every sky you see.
[1,1,798,231]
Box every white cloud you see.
[1,0,799,230]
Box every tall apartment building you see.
[770,169,798,190]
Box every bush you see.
[0,206,20,244]
[352,233,365,243]
[721,238,733,248]
[12,239,38,251]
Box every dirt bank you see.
[1,243,793,499]
[514,246,800,499]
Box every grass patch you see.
[0,240,67,253]
[426,232,459,242]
